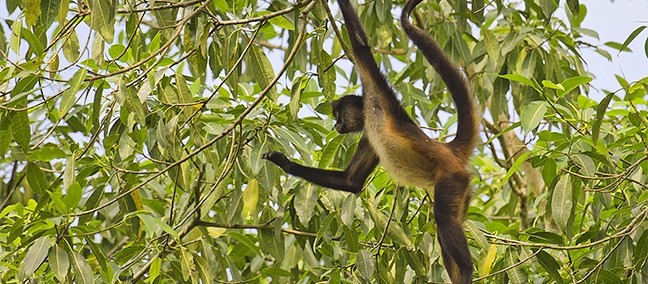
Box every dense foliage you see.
[1,0,647,283]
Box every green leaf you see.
[28,145,67,161]
[541,80,564,91]
[604,41,632,52]
[212,0,229,12]
[504,248,528,284]
[520,101,547,132]
[60,68,87,116]
[243,179,259,220]
[69,251,94,284]
[558,76,592,97]
[10,15,21,53]
[49,244,70,282]
[356,249,374,281]
[619,26,646,55]
[149,258,162,282]
[591,269,622,284]
[289,76,307,120]
[341,194,356,227]
[63,155,76,190]
[634,229,648,270]
[500,152,531,187]
[572,154,595,176]
[535,250,563,284]
[138,214,179,240]
[592,92,614,144]
[552,175,573,233]
[248,44,277,99]
[319,135,343,168]
[318,51,336,100]
[26,162,48,194]
[37,0,61,29]
[366,203,413,248]
[645,36,648,60]
[10,110,31,151]
[179,246,193,281]
[63,182,82,209]
[499,74,539,91]
[261,267,292,277]
[566,0,580,16]
[90,0,115,42]
[295,183,317,226]
[195,255,213,284]
[268,16,294,31]
[18,236,51,279]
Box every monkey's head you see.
[331,95,364,134]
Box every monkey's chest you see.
[366,128,437,189]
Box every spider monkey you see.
[263,0,477,282]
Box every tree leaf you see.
[634,229,648,270]
[572,153,596,176]
[552,175,573,233]
[63,155,76,190]
[25,0,41,26]
[138,213,179,240]
[341,193,356,227]
[366,203,413,248]
[243,179,259,220]
[26,162,48,194]
[63,182,82,209]
[592,92,614,144]
[248,44,277,99]
[499,74,539,91]
[619,26,646,55]
[179,246,194,281]
[49,243,69,282]
[535,250,563,284]
[60,68,87,116]
[500,152,531,187]
[69,251,94,284]
[90,0,114,42]
[558,76,592,97]
[504,248,528,284]
[520,101,547,132]
[356,249,374,281]
[294,183,317,226]
[10,110,31,151]
[18,236,51,279]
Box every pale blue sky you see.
[580,0,648,97]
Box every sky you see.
[579,0,648,97]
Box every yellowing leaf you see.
[479,244,498,277]
[25,0,42,26]
[243,179,259,219]
[207,227,226,238]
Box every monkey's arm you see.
[263,135,379,194]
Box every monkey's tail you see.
[400,0,478,160]
[434,173,473,284]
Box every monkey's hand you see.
[262,151,293,173]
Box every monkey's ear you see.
[330,100,340,109]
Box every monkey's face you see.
[331,95,364,134]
